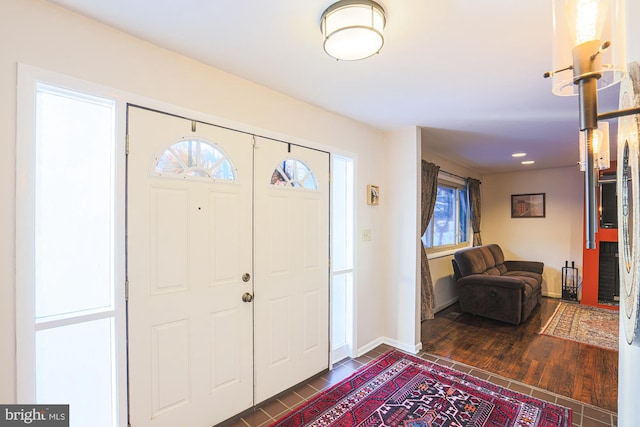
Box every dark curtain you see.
[468,178,482,246]
[421,161,440,320]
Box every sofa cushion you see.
[486,244,505,265]
[454,244,506,276]
[518,277,539,300]
[485,266,501,276]
[503,270,543,285]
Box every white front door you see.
[253,137,330,403]
[127,108,331,424]
[127,107,254,427]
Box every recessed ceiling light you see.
[521,160,535,165]
[512,152,527,158]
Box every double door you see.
[127,106,329,426]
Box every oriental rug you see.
[271,350,571,427]
[539,302,618,351]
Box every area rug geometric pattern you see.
[540,302,618,351]
[271,350,571,427]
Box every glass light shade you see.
[579,121,610,170]
[566,0,609,45]
[321,0,385,61]
[551,0,626,96]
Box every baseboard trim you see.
[544,291,562,299]
[357,337,422,357]
[434,297,459,314]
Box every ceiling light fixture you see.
[512,152,527,158]
[521,160,536,165]
[320,0,386,61]
[545,0,640,249]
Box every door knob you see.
[242,273,251,282]
[242,292,254,303]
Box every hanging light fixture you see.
[578,121,610,171]
[320,0,386,61]
[545,0,640,249]
[549,0,626,97]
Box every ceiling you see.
[45,0,628,174]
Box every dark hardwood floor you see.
[421,297,618,412]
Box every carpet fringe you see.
[539,303,563,335]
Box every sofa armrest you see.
[504,260,544,274]
[457,274,525,289]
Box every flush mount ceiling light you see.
[320,0,386,61]
[512,152,527,158]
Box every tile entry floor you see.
[216,344,617,427]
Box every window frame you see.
[269,158,318,190]
[423,174,471,257]
[330,154,355,365]
[16,64,128,427]
[153,137,237,181]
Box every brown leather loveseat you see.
[452,244,543,325]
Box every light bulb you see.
[593,129,601,152]
[578,121,610,171]
[565,0,609,45]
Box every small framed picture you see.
[367,185,379,205]
[511,193,545,218]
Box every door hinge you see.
[125,279,129,301]
[125,134,130,155]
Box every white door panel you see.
[127,107,254,427]
[253,137,330,403]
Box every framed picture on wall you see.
[367,185,379,205]
[511,193,545,218]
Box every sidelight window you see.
[17,79,125,427]
[331,155,354,364]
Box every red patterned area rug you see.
[539,302,618,351]
[271,350,571,427]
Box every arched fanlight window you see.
[154,139,236,181]
[270,159,317,190]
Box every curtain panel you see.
[467,178,482,246]
[420,161,440,320]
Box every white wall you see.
[380,127,422,353]
[0,0,420,403]
[352,152,390,352]
[481,167,584,298]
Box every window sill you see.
[426,244,472,260]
